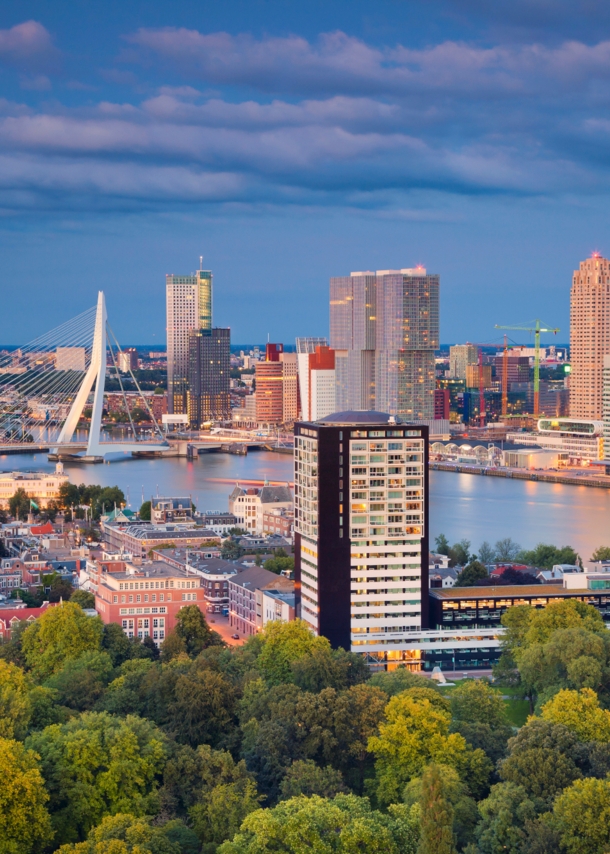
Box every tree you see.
[160,631,187,662]
[517,542,579,569]
[450,679,508,729]
[218,794,420,854]
[257,619,332,685]
[0,658,32,739]
[58,482,80,510]
[0,737,53,854]
[435,534,450,556]
[540,687,610,742]
[139,500,151,521]
[169,669,237,747]
[70,589,95,609]
[9,488,30,520]
[369,667,435,697]
[476,782,537,854]
[264,556,294,575]
[45,650,114,711]
[591,546,610,562]
[405,765,478,852]
[221,539,243,560]
[26,711,167,845]
[279,760,347,799]
[498,719,585,810]
[56,813,196,854]
[454,560,488,587]
[174,604,224,657]
[190,779,262,851]
[417,764,456,854]
[478,541,496,565]
[552,777,610,854]
[21,601,104,679]
[367,691,488,806]
[494,537,522,562]
[448,539,471,567]
[290,645,370,692]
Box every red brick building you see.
[93,559,205,645]
[0,603,55,639]
[434,388,450,420]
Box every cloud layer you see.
[3,23,610,213]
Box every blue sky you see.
[1,1,610,344]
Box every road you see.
[206,613,244,646]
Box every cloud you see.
[0,21,59,73]
[2,28,610,215]
[125,27,610,100]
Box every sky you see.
[1,1,610,345]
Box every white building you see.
[0,464,69,509]
[229,483,293,535]
[506,418,604,462]
[166,264,212,414]
[604,355,610,462]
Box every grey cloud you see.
[0,21,59,73]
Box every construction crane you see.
[495,320,560,417]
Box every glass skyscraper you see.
[330,267,439,419]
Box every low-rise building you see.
[261,508,294,541]
[0,464,69,509]
[506,418,604,463]
[149,549,238,613]
[0,602,55,639]
[101,522,221,558]
[228,565,294,636]
[229,483,293,535]
[262,589,296,626]
[151,497,194,525]
[198,511,238,536]
[94,559,205,644]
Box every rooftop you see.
[430,584,590,600]
[316,410,395,425]
[100,560,196,581]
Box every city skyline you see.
[3,2,610,342]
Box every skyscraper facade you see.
[187,328,231,426]
[449,344,478,380]
[570,254,610,420]
[330,268,439,419]
[296,337,329,420]
[166,267,213,413]
[294,412,429,662]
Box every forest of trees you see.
[1,600,610,852]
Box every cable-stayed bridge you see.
[0,292,169,462]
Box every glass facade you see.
[330,270,439,418]
[187,327,231,426]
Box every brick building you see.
[93,558,206,644]
[228,565,294,636]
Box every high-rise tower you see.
[570,253,610,420]
[294,411,429,662]
[330,267,439,419]
[166,265,213,414]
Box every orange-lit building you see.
[255,360,284,424]
[570,253,610,419]
[92,558,205,645]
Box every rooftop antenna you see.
[199,255,203,270]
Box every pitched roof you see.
[230,565,294,592]
[30,522,54,535]
[258,485,293,504]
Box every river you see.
[1,451,609,561]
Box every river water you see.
[2,450,609,561]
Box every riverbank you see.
[430,461,610,490]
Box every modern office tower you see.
[571,253,610,419]
[166,265,213,413]
[465,364,492,389]
[118,348,139,373]
[294,412,429,664]
[604,356,610,462]
[296,337,328,419]
[280,352,299,424]
[449,344,478,379]
[434,388,450,420]
[493,354,530,387]
[187,327,231,426]
[255,360,284,424]
[266,343,284,362]
[330,273,376,412]
[330,268,439,418]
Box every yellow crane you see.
[494,320,560,417]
